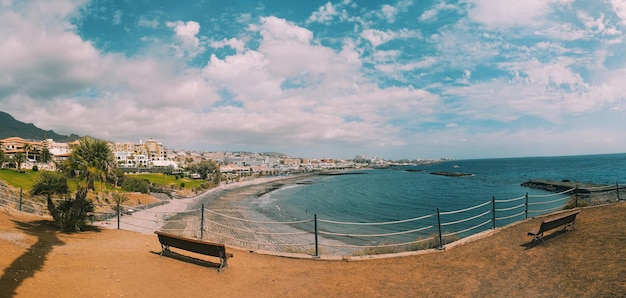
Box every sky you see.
[1,0,626,160]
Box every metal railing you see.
[2,182,624,256]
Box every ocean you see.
[243,153,626,246]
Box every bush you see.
[121,177,150,194]
[49,187,94,232]
[32,165,39,172]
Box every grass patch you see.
[130,173,205,189]
[0,170,208,194]
[0,168,93,194]
[0,168,38,190]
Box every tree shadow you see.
[0,220,64,297]
[521,230,568,250]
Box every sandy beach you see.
[93,176,292,228]
[93,174,342,254]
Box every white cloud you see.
[2,0,626,159]
[419,1,461,22]
[418,126,623,159]
[578,12,622,36]
[112,10,122,25]
[308,2,338,24]
[500,58,588,91]
[610,0,626,25]
[0,1,100,99]
[258,16,313,43]
[254,16,353,82]
[361,29,395,47]
[339,38,362,66]
[375,56,438,74]
[361,28,421,47]
[466,0,568,29]
[381,4,399,23]
[138,16,158,28]
[210,38,246,54]
[166,20,204,58]
[429,25,501,68]
[443,66,610,125]
[535,23,590,41]
[380,0,413,23]
[202,51,283,102]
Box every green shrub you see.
[48,187,94,232]
[121,177,150,194]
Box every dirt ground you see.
[1,202,626,297]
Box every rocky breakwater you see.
[520,180,625,205]
[520,180,604,195]
[430,171,474,177]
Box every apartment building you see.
[111,139,172,168]
[0,137,45,161]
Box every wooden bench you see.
[155,231,233,272]
[528,210,579,244]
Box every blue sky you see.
[1,0,626,160]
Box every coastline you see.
[93,175,308,234]
[185,173,354,255]
[96,172,352,255]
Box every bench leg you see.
[218,252,227,273]
[159,244,170,256]
[531,233,545,244]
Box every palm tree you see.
[111,191,129,214]
[31,171,94,231]
[111,191,129,204]
[64,137,117,191]
[12,152,25,171]
[23,143,32,161]
[30,171,70,222]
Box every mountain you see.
[0,111,80,142]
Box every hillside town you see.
[0,137,387,176]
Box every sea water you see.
[245,153,626,245]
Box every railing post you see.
[437,207,443,250]
[575,185,579,208]
[19,188,23,212]
[525,192,529,219]
[200,203,205,239]
[314,214,319,257]
[616,182,620,202]
[117,201,120,230]
[492,196,496,229]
